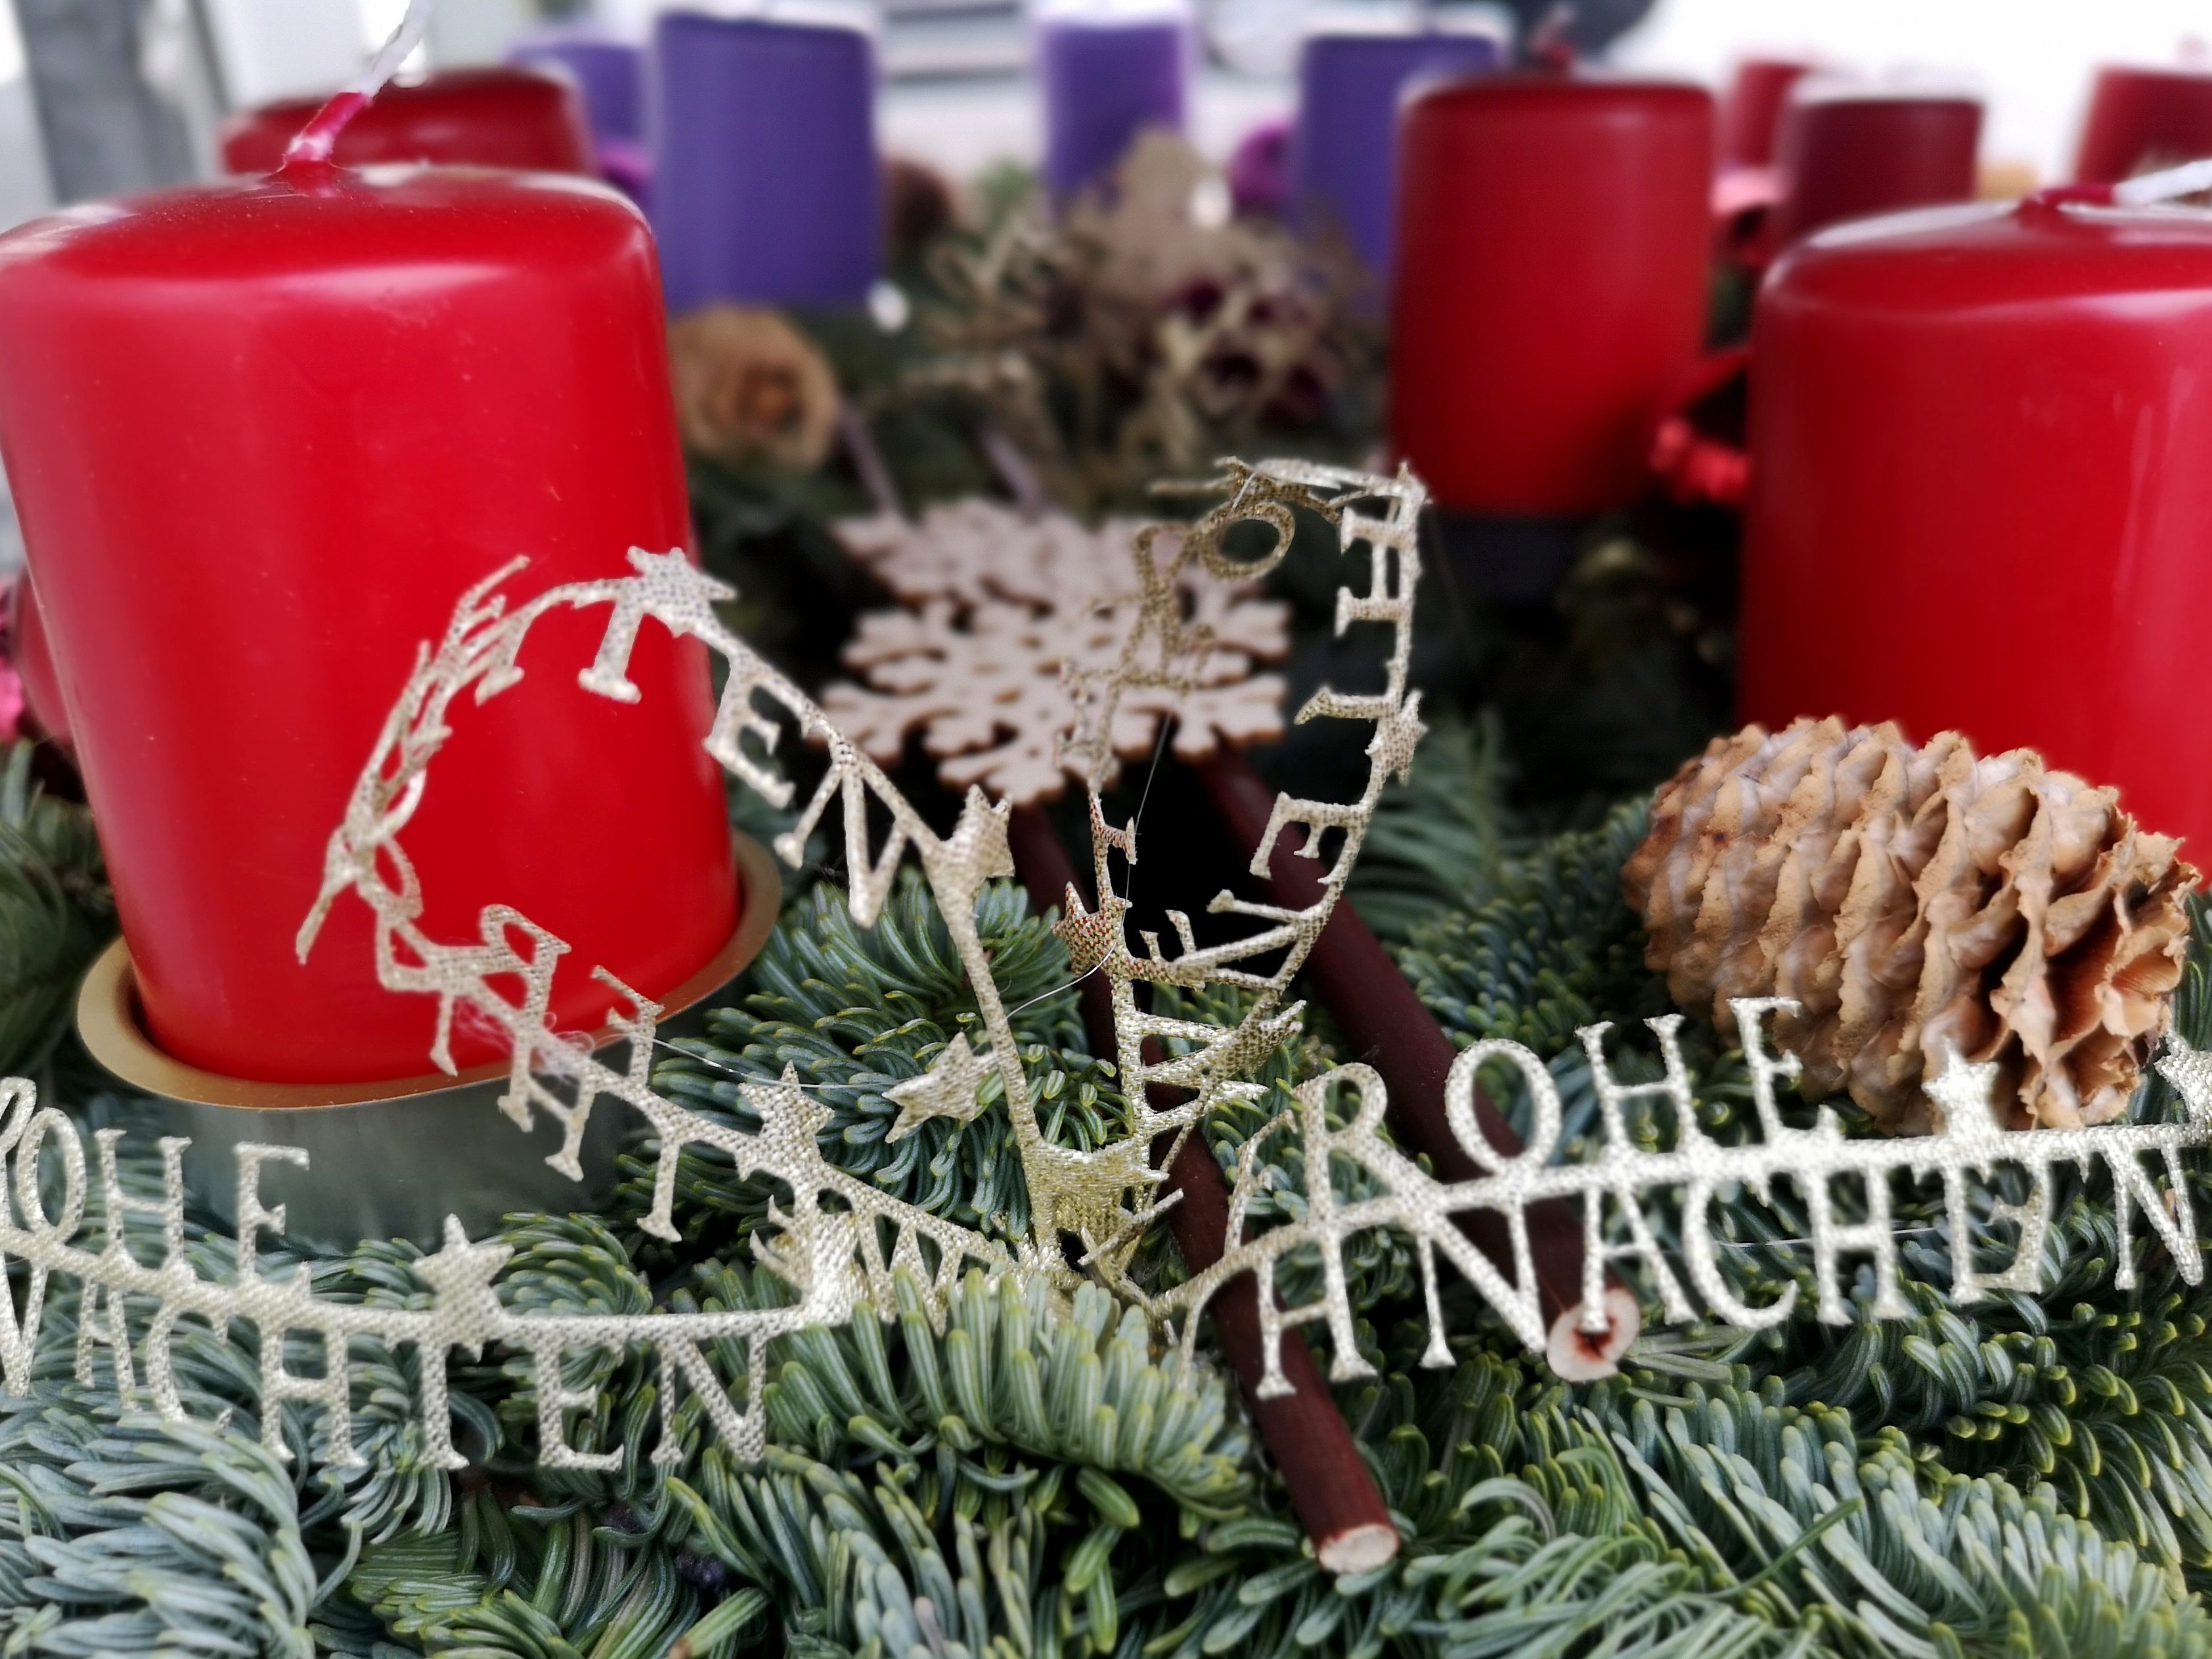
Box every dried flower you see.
[667,305,840,470]
[901,134,1373,512]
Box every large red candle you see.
[1390,76,1713,516]
[0,162,740,1084]
[2075,65,2212,185]
[220,68,594,177]
[1739,195,2212,853]
[1767,83,1981,248]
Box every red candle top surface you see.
[1390,76,1714,517]
[1740,196,2212,854]
[0,166,738,1084]
[220,68,594,176]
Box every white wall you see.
[1614,0,2212,184]
[200,0,369,104]
[0,0,47,231]
[425,0,538,66]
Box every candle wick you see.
[1524,1,1576,72]
[2113,156,2212,209]
[277,0,435,175]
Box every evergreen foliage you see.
[645,872,1124,1248]
[0,743,112,1076]
[1343,711,1530,950]
[7,746,2212,1654]
[1392,779,2212,1609]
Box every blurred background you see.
[2,0,2207,586]
[7,0,2207,214]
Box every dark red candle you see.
[1720,57,1813,169]
[1390,76,1714,516]
[220,68,595,177]
[2075,65,2212,185]
[1767,83,1981,248]
[1739,194,2212,854]
[0,164,740,1084]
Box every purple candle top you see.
[652,10,883,311]
[1291,30,1502,275]
[1034,7,1191,199]
[510,28,647,146]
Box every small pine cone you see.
[1622,718,2198,1131]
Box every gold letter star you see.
[883,1033,992,1143]
[2159,1035,2212,1126]
[1922,1048,2006,1137]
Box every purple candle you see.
[1290,30,1501,275]
[1034,7,1191,199]
[652,10,882,311]
[510,28,646,146]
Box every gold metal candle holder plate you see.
[74,831,782,1248]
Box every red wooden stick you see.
[1006,805,1399,1573]
[1191,753,1639,1379]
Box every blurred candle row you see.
[1382,53,2212,864]
[204,9,2212,324]
[220,16,883,310]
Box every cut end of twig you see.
[1317,1521,1400,1575]
[1546,1287,1641,1382]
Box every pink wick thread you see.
[277,0,433,174]
[280,90,371,170]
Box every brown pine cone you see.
[667,306,840,471]
[1622,718,2199,1131]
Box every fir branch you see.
[340,1503,732,1659]
[60,1112,497,1545]
[1595,1376,2212,1658]
[1394,799,1743,1160]
[1348,709,1530,950]
[1152,981,1419,1337]
[0,1389,324,1658]
[0,743,114,1076]
[640,873,1124,1245]
[15,736,2212,1659]
[1392,805,2212,1604]
[1396,799,1655,1063]
[1725,896,2212,1587]
[1174,1327,1792,1659]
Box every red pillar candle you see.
[0,162,740,1085]
[220,68,595,176]
[1390,76,1714,517]
[2075,65,2212,185]
[1767,83,1981,248]
[1720,57,1813,169]
[1738,194,2212,854]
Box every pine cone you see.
[667,306,839,471]
[1622,718,2198,1131]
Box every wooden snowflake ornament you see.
[826,498,1291,807]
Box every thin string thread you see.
[2115,156,2212,207]
[279,0,433,169]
